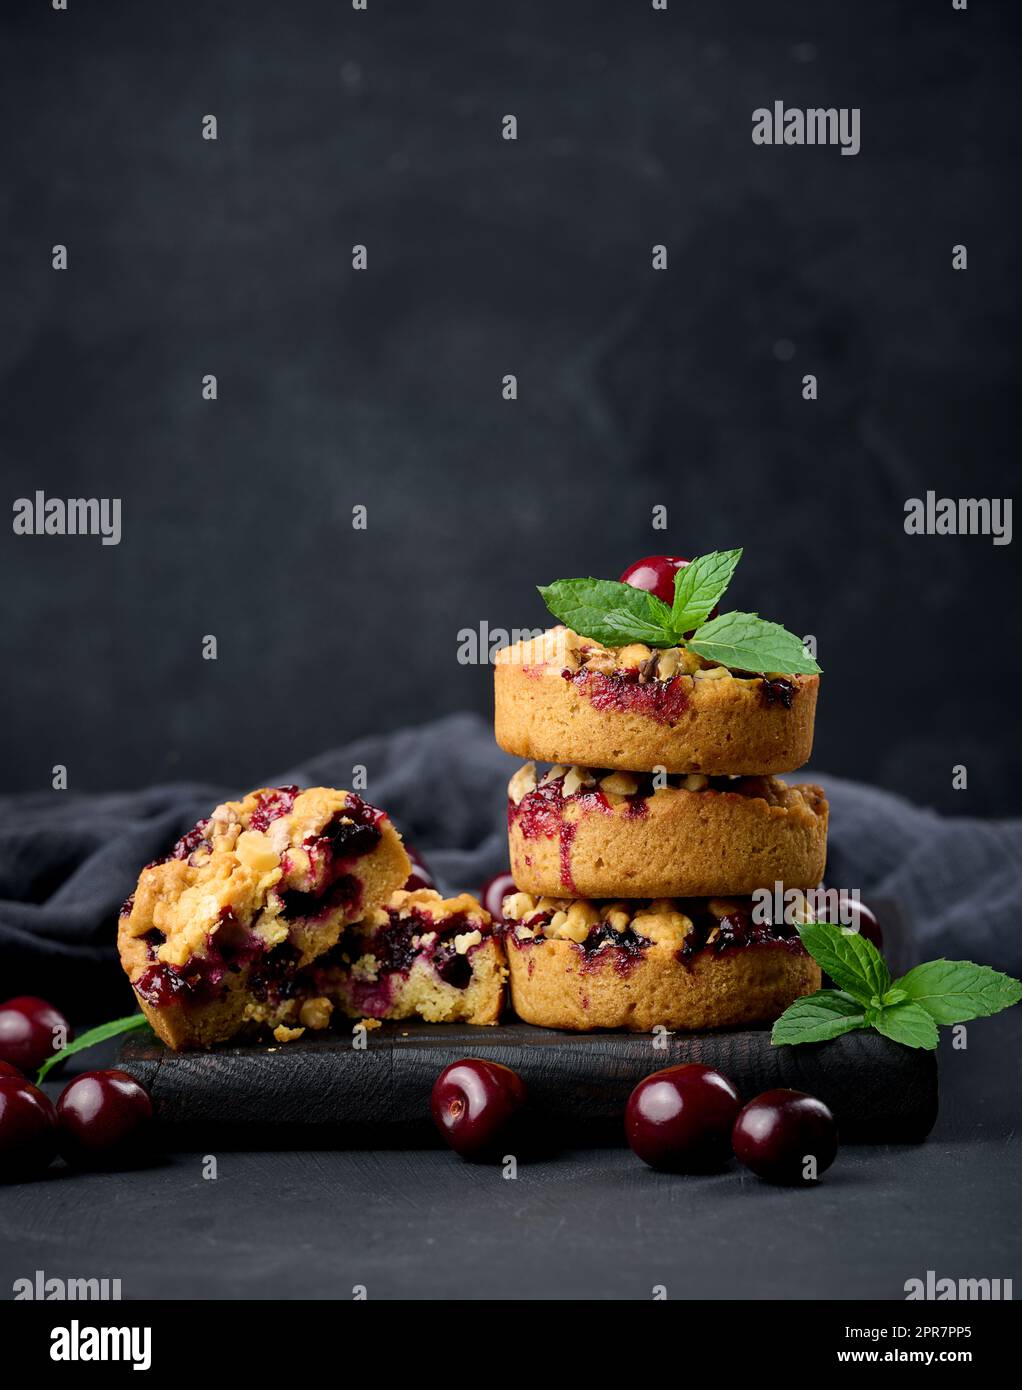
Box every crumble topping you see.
[503,893,694,950]
[502,892,809,959]
[123,787,385,970]
[509,763,822,812]
[496,625,731,682]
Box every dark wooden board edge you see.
[118,1021,938,1148]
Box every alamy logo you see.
[904,492,1011,546]
[13,1269,121,1300]
[12,490,121,545]
[904,1271,1013,1300]
[456,622,543,666]
[751,883,860,928]
[50,1320,151,1371]
[752,101,860,156]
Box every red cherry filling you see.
[732,1088,838,1184]
[0,996,73,1074]
[431,1059,527,1161]
[57,1069,154,1170]
[248,785,300,832]
[626,1063,742,1172]
[0,1077,59,1180]
[323,905,486,1016]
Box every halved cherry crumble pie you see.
[117,786,410,1049]
[308,888,506,1026]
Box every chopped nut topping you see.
[503,890,536,921]
[656,648,682,679]
[580,649,618,674]
[562,765,595,797]
[567,901,601,933]
[453,929,483,955]
[541,764,568,786]
[272,1024,305,1043]
[599,771,639,797]
[637,652,660,685]
[616,643,653,669]
[508,762,538,805]
[683,773,709,792]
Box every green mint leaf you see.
[797,921,891,1005]
[537,578,675,647]
[600,608,676,645]
[671,549,743,632]
[873,1001,940,1050]
[893,959,1022,1025]
[770,989,867,1045]
[686,611,822,675]
[35,1013,152,1086]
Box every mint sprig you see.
[35,1013,152,1085]
[771,923,1022,1050]
[670,548,743,633]
[538,549,821,676]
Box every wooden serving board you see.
[117,1020,938,1146]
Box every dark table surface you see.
[2,1010,1019,1301]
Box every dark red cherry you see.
[620,555,691,606]
[479,871,518,922]
[0,1077,59,1180]
[403,846,436,893]
[0,996,73,1074]
[0,1061,23,1080]
[841,897,883,953]
[625,1063,741,1172]
[56,1069,154,1170]
[431,1058,527,1162]
[732,1088,838,1185]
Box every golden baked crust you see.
[117,786,410,1049]
[505,931,821,1032]
[313,888,507,1026]
[501,891,820,1031]
[507,764,828,897]
[494,627,818,775]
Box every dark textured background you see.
[1,0,1019,815]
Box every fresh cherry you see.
[0,1061,23,1080]
[57,1070,154,1170]
[479,870,518,922]
[0,1077,59,1181]
[0,996,72,1074]
[431,1058,527,1162]
[404,846,436,893]
[625,1063,742,1172]
[620,555,719,628]
[732,1088,838,1185]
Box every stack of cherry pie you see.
[493,617,828,1031]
